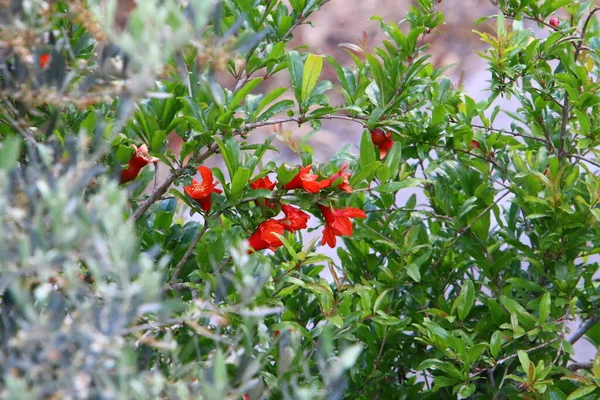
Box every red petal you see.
[281,204,310,231]
[198,196,212,212]
[322,225,337,248]
[184,179,208,199]
[248,230,267,252]
[338,182,353,193]
[340,207,366,219]
[284,166,312,189]
[251,176,276,191]
[319,178,332,189]
[331,217,353,236]
[40,53,50,69]
[260,220,285,247]
[318,204,335,224]
[302,180,322,193]
[198,166,213,183]
[120,163,141,184]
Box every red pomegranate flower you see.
[320,164,353,193]
[250,176,277,208]
[279,204,310,232]
[284,165,322,193]
[371,128,394,158]
[250,176,276,191]
[184,166,223,212]
[318,204,366,248]
[248,219,285,252]
[120,144,160,184]
[40,53,51,69]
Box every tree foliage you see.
[0,0,599,399]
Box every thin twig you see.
[131,170,179,220]
[131,113,365,221]
[569,153,600,170]
[469,123,549,144]
[170,223,210,283]
[132,141,220,221]
[492,366,509,400]
[576,7,600,61]
[471,334,565,378]
[447,146,508,175]
[366,207,453,221]
[241,114,366,132]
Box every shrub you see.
[0,0,599,399]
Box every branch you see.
[132,170,178,220]
[449,146,508,175]
[240,114,366,132]
[131,142,219,221]
[568,362,593,371]
[231,0,333,92]
[366,207,453,222]
[131,113,364,221]
[471,334,564,378]
[559,7,600,159]
[469,123,549,144]
[568,315,599,345]
[169,196,261,283]
[170,223,210,283]
[568,153,600,170]
[575,7,600,61]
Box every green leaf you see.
[214,137,241,178]
[566,386,597,400]
[272,232,297,259]
[538,292,551,324]
[418,358,464,381]
[457,384,476,398]
[0,136,22,170]
[287,51,304,105]
[230,167,251,202]
[375,179,422,193]
[277,164,299,186]
[151,129,167,152]
[373,289,391,312]
[366,54,385,105]
[228,78,263,111]
[349,161,380,188]
[256,100,295,122]
[517,350,531,375]
[213,349,228,387]
[255,87,287,115]
[451,279,475,321]
[431,105,446,126]
[359,129,377,172]
[433,376,458,390]
[301,54,323,103]
[327,314,344,328]
[490,330,503,358]
[501,295,538,326]
[406,263,421,282]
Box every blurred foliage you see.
[1,0,600,399]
